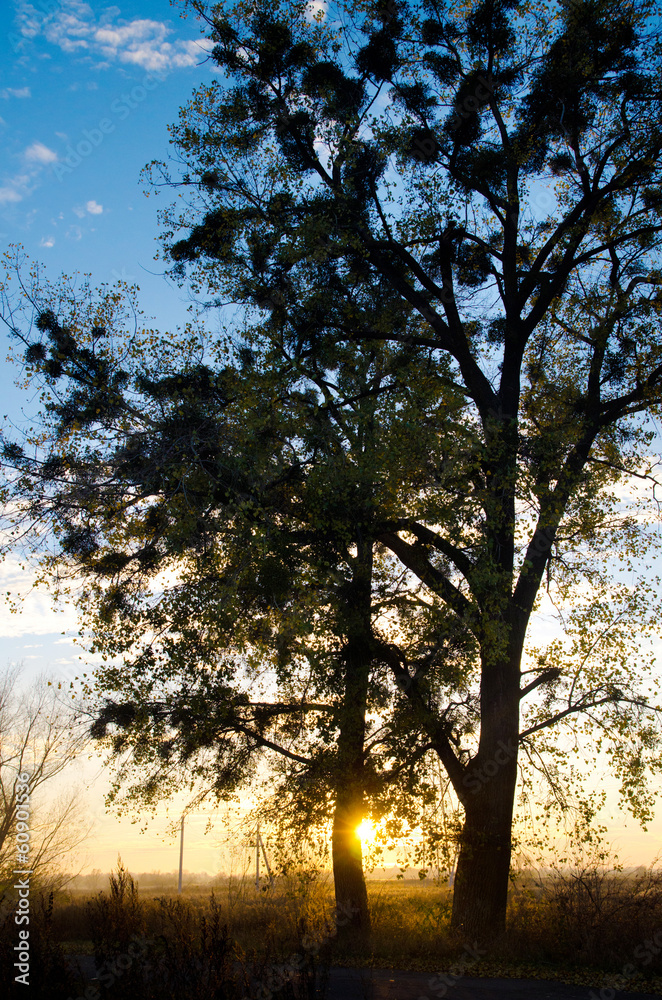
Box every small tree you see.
[0,260,473,931]
[0,665,90,891]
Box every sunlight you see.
[355,819,376,844]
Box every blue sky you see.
[0,0,220,673]
[0,0,216,671]
[0,0,231,875]
[1,1,214,368]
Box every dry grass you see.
[2,862,662,997]
[506,865,662,972]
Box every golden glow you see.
[355,819,376,844]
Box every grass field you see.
[2,862,662,997]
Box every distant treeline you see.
[67,870,220,891]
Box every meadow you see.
[2,860,662,998]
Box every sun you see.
[355,819,376,844]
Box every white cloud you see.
[0,137,61,207]
[20,1,211,75]
[0,86,31,99]
[24,140,58,164]
[305,1,328,21]
[15,0,50,40]
[0,186,23,205]
[92,23,211,73]
[0,143,58,205]
[40,236,55,247]
[0,555,79,637]
[73,200,103,219]
[0,171,32,205]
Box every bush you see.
[0,890,79,999]
[507,862,662,974]
[72,860,331,999]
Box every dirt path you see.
[324,967,661,1000]
[69,956,661,999]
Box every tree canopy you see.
[0,254,479,930]
[151,0,662,934]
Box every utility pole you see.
[254,822,273,890]
[448,847,459,888]
[178,813,185,894]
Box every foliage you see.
[143,0,662,822]
[146,0,662,933]
[0,250,472,859]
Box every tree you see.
[0,665,90,891]
[0,256,473,933]
[3,0,662,943]
[144,0,662,937]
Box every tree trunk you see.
[331,538,373,939]
[450,772,516,940]
[332,774,370,938]
[451,647,520,942]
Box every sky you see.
[1,0,211,343]
[0,0,661,880]
[0,0,237,877]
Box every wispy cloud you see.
[0,142,58,203]
[73,200,103,218]
[24,140,58,165]
[1,86,32,99]
[0,169,34,204]
[16,1,212,74]
[0,184,24,205]
[93,21,205,72]
[0,137,58,206]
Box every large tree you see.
[0,257,473,934]
[144,0,662,937]
[3,0,662,943]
